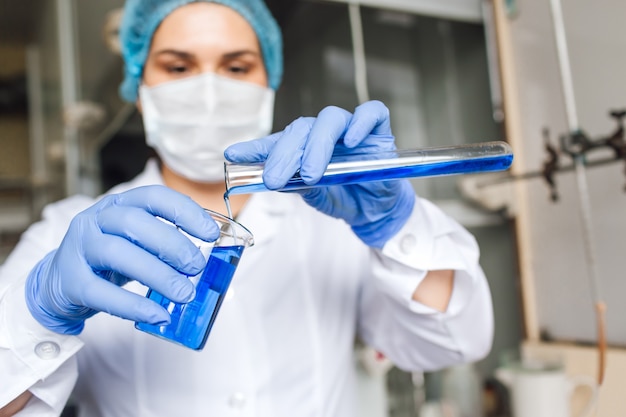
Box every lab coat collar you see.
[133,158,165,187]
[106,158,164,194]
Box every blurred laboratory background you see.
[1,0,626,416]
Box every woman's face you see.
[142,3,268,89]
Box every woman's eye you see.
[167,65,188,74]
[227,65,249,74]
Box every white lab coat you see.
[0,159,493,417]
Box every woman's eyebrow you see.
[222,50,261,59]
[153,49,195,59]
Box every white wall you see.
[507,0,626,346]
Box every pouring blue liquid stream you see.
[224,141,514,198]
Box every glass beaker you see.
[135,209,254,350]
[224,141,513,195]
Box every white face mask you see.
[139,72,275,183]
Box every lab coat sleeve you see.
[0,196,92,413]
[357,196,494,372]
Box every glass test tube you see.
[224,141,513,196]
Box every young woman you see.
[0,0,493,415]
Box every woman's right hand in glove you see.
[25,185,219,335]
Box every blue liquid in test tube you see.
[224,141,514,196]
[135,245,244,351]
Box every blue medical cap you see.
[119,0,283,102]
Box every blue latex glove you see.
[25,185,219,335]
[225,100,415,248]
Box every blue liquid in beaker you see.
[226,153,513,195]
[135,245,244,350]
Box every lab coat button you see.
[35,341,60,359]
[399,234,417,254]
[228,392,246,409]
